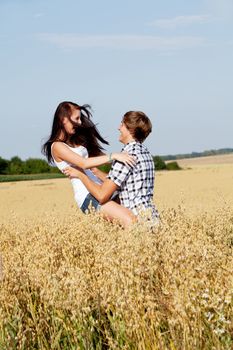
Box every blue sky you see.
[0,0,232,160]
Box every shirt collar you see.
[125,140,138,146]
[122,140,140,152]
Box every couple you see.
[42,101,158,228]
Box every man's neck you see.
[123,137,136,145]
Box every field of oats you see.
[0,157,232,350]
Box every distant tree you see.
[10,156,22,164]
[161,154,176,161]
[8,156,23,174]
[23,158,50,174]
[153,156,166,171]
[161,148,233,161]
[0,157,9,174]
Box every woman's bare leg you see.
[100,201,136,228]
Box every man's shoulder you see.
[124,141,141,152]
[124,142,151,155]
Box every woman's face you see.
[63,108,81,134]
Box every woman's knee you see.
[121,212,136,228]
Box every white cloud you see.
[37,33,206,51]
[148,14,213,29]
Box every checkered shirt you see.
[108,141,159,217]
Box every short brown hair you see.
[123,111,152,142]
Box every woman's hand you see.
[112,152,136,167]
[63,166,84,179]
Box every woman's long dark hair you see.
[42,101,109,163]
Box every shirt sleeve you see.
[107,161,132,187]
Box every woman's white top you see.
[52,143,102,208]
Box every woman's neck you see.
[56,132,79,147]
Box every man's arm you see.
[91,167,108,182]
[63,167,118,204]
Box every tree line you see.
[161,148,233,161]
[0,155,180,175]
[0,156,59,175]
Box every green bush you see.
[49,165,61,174]
[166,161,181,171]
[153,156,167,171]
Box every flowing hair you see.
[42,101,109,164]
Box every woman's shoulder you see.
[52,142,87,155]
[71,145,88,157]
[51,142,70,160]
[52,141,68,150]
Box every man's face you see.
[118,120,131,144]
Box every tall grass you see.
[0,207,232,349]
[0,173,64,183]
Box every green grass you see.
[0,173,65,183]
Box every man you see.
[64,111,159,221]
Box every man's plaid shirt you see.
[108,141,158,217]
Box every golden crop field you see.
[0,157,232,349]
[174,153,233,167]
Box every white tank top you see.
[51,143,102,208]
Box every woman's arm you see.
[52,142,135,169]
[63,167,118,204]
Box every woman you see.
[42,101,136,227]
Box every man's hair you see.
[123,111,152,142]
